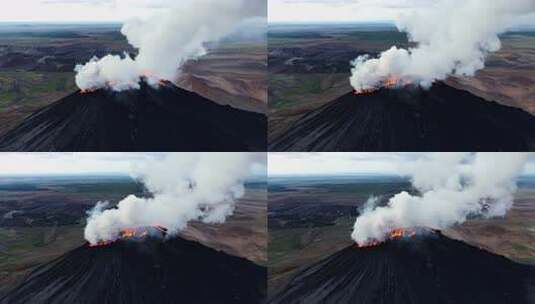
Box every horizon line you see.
[0,21,122,25]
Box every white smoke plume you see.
[84,153,260,245]
[349,0,535,93]
[75,0,263,91]
[351,153,528,245]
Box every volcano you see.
[0,81,266,152]
[0,236,266,304]
[270,231,535,304]
[269,82,535,151]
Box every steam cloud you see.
[349,0,535,92]
[75,0,262,91]
[351,153,528,245]
[85,153,259,245]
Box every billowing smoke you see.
[85,153,260,245]
[351,153,528,245]
[75,0,263,91]
[349,0,535,93]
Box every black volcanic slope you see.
[0,82,266,151]
[270,82,535,151]
[0,237,266,304]
[270,232,535,304]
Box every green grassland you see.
[269,216,354,268]
[302,181,411,196]
[269,74,324,107]
[0,225,84,296]
[269,73,349,109]
[0,71,76,108]
[0,176,141,296]
[60,181,144,198]
[0,26,129,119]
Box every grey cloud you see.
[280,0,437,8]
[41,0,114,4]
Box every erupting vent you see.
[354,76,414,95]
[80,88,98,94]
[356,228,419,248]
[90,226,168,247]
[80,76,169,94]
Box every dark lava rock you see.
[269,82,535,151]
[269,231,535,304]
[0,81,266,151]
[0,237,266,304]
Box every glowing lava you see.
[89,225,168,247]
[80,72,167,94]
[354,76,415,95]
[354,88,376,95]
[355,228,417,248]
[80,88,98,94]
[89,240,114,247]
[120,228,137,239]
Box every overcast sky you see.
[0,153,267,176]
[269,153,535,176]
[269,0,535,24]
[0,0,266,23]
[0,0,168,22]
[2,0,534,24]
[2,153,533,177]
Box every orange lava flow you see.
[120,228,137,239]
[356,228,417,248]
[89,225,168,247]
[354,88,377,95]
[354,76,414,95]
[89,240,114,247]
[383,76,400,88]
[80,70,167,94]
[140,70,167,86]
[80,88,98,94]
